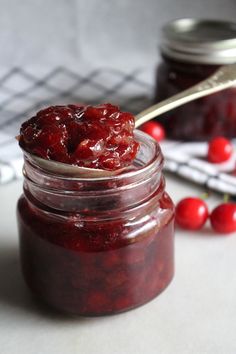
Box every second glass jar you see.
[155,19,236,140]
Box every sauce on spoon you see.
[19,103,139,172]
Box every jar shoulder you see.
[17,192,174,253]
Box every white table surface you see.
[1,174,236,354]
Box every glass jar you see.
[155,19,236,140]
[17,130,175,316]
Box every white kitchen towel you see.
[0,66,152,182]
[1,66,236,196]
[161,140,236,196]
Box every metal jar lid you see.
[161,18,236,64]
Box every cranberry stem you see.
[223,194,230,203]
[199,192,209,200]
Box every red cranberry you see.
[19,104,139,171]
[175,197,209,230]
[210,203,236,234]
[140,121,165,142]
[207,137,233,163]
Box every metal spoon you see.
[26,63,236,178]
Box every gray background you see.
[1,0,236,70]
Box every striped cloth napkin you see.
[1,66,236,195]
[161,140,236,195]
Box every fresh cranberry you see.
[207,137,233,163]
[210,203,236,234]
[175,197,209,230]
[19,104,139,171]
[140,121,165,142]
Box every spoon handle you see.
[135,63,236,128]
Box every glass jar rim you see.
[22,130,164,216]
[23,130,163,186]
[161,18,236,64]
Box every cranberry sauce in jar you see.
[154,19,236,140]
[17,130,175,316]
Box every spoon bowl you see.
[24,150,124,178]
[24,63,236,178]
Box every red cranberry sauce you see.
[155,57,236,140]
[17,192,174,316]
[19,104,139,171]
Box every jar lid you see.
[161,18,236,64]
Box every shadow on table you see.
[176,225,223,239]
[0,244,89,322]
[0,245,30,309]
